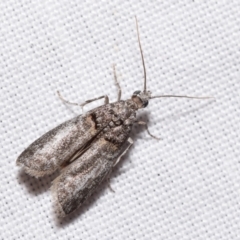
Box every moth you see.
[17,17,210,217]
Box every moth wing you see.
[52,134,124,217]
[16,113,100,178]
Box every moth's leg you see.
[57,91,81,107]
[112,64,121,101]
[113,137,134,167]
[107,137,134,192]
[57,91,109,108]
[80,95,109,108]
[136,121,161,140]
[107,181,115,193]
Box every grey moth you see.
[17,17,210,217]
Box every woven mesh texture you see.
[1,1,240,239]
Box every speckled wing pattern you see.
[16,113,101,178]
[52,127,126,217]
[17,100,137,217]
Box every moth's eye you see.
[133,90,141,95]
[143,100,149,108]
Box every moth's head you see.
[131,90,151,108]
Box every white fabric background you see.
[1,1,240,239]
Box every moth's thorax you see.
[104,100,137,129]
[89,100,137,128]
[110,100,137,125]
[87,100,137,147]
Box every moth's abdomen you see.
[16,114,99,178]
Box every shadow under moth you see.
[16,17,210,217]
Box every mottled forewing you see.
[52,136,121,217]
[16,113,99,177]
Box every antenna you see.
[151,95,213,100]
[135,17,213,101]
[135,16,147,93]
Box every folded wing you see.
[52,134,123,217]
[16,113,101,177]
